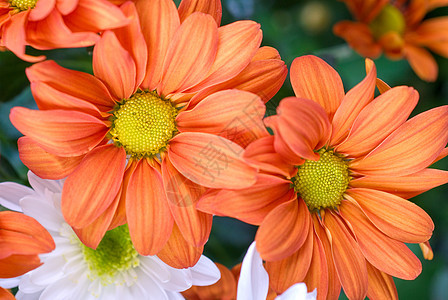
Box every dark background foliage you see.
[0,0,447,298]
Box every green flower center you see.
[109,91,178,158]
[292,149,350,210]
[9,0,37,11]
[369,4,406,40]
[82,225,140,285]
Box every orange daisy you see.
[10,0,287,268]
[333,0,448,81]
[0,211,55,299]
[0,0,129,62]
[198,55,448,299]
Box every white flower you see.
[0,172,220,300]
[237,242,317,300]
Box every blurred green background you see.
[0,0,447,299]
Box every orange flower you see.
[0,0,129,62]
[0,211,55,298]
[10,0,286,268]
[333,0,448,81]
[198,55,448,299]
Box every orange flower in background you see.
[198,55,448,299]
[333,0,448,81]
[0,211,55,299]
[10,0,287,268]
[0,0,129,62]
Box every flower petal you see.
[157,224,203,268]
[331,59,376,145]
[10,108,108,157]
[290,55,344,120]
[93,30,136,99]
[62,144,126,228]
[336,86,418,157]
[0,288,14,300]
[403,45,438,82]
[252,46,281,61]
[323,211,367,300]
[0,254,42,278]
[340,201,422,280]
[346,188,434,243]
[303,229,329,300]
[419,241,434,260]
[18,137,84,180]
[350,106,448,177]
[168,132,257,189]
[177,90,267,148]
[197,174,293,225]
[162,158,210,247]
[29,0,55,21]
[126,159,174,255]
[265,223,313,293]
[178,0,222,25]
[366,262,398,300]
[256,199,311,261]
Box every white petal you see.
[0,277,20,288]
[158,266,191,292]
[28,171,63,195]
[18,275,44,293]
[276,283,317,300]
[0,182,33,211]
[139,256,171,283]
[190,255,221,286]
[15,290,42,300]
[28,256,65,286]
[237,242,269,300]
[39,276,77,299]
[20,196,64,232]
[135,268,169,300]
[165,291,185,300]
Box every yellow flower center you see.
[9,0,37,11]
[369,4,406,40]
[292,149,350,211]
[82,225,140,285]
[109,91,178,158]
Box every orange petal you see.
[0,288,14,300]
[158,12,218,96]
[62,144,126,228]
[177,90,267,148]
[323,211,368,300]
[336,86,418,157]
[408,18,448,56]
[419,241,434,260]
[188,20,262,91]
[0,254,42,278]
[366,262,398,300]
[26,60,117,111]
[18,137,84,180]
[403,44,438,82]
[178,0,222,25]
[350,168,448,199]
[28,0,55,21]
[252,46,281,61]
[303,228,329,300]
[162,158,210,247]
[0,211,54,259]
[330,59,376,145]
[10,108,108,157]
[55,0,75,15]
[136,0,180,90]
[346,188,434,243]
[290,55,344,120]
[197,174,294,225]
[126,159,174,255]
[157,223,203,268]
[340,201,422,280]
[350,106,448,176]
[168,132,257,189]
[243,136,296,178]
[265,222,313,293]
[256,199,311,261]
[93,31,136,99]
[268,97,331,161]
[427,0,448,10]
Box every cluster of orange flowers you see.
[1,0,448,299]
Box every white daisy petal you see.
[0,277,21,289]
[190,255,221,286]
[276,283,317,300]
[0,181,33,211]
[27,171,63,195]
[20,196,64,232]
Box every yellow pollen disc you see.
[293,149,350,211]
[109,91,177,158]
[9,0,37,11]
[369,4,406,40]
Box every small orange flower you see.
[0,211,55,298]
[0,0,128,62]
[198,55,448,299]
[334,0,448,81]
[10,0,286,268]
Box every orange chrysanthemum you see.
[0,0,129,62]
[198,55,448,299]
[10,0,287,268]
[333,0,448,81]
[0,211,55,299]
